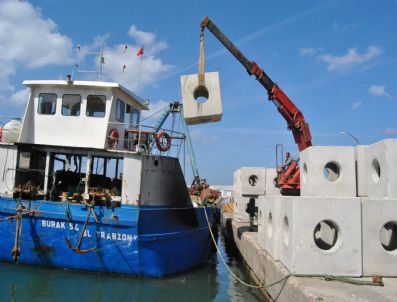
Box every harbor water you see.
[0,227,266,302]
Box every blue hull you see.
[0,197,213,277]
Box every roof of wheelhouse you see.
[23,80,149,110]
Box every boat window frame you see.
[61,94,82,117]
[86,95,106,118]
[115,98,125,122]
[37,93,57,115]
[131,108,140,129]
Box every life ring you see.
[155,132,171,152]
[0,127,2,142]
[108,129,119,148]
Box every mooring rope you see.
[203,207,384,289]
[203,206,292,289]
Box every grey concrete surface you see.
[221,212,397,302]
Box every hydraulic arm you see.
[200,17,312,151]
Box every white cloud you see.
[352,100,363,109]
[299,47,320,57]
[190,128,219,145]
[128,25,167,54]
[318,45,381,71]
[0,0,73,92]
[369,85,391,99]
[141,100,170,120]
[384,128,397,135]
[10,88,30,106]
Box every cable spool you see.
[155,132,171,152]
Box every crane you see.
[199,16,313,194]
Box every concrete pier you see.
[221,212,397,302]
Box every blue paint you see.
[0,197,213,277]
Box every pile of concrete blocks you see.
[360,139,397,277]
[277,146,363,276]
[233,167,281,258]
[233,140,397,277]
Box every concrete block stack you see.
[233,139,397,277]
[361,139,397,276]
[233,167,265,222]
[277,146,363,276]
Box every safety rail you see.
[107,122,185,157]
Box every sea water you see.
[0,230,266,302]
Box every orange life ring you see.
[108,129,119,148]
[155,132,171,152]
[0,127,2,142]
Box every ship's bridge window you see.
[62,94,81,116]
[86,95,106,117]
[115,98,125,122]
[38,93,57,115]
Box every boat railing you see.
[107,121,185,157]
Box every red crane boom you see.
[200,16,313,194]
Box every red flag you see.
[137,47,144,57]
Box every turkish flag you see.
[137,47,144,57]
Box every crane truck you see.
[199,16,313,195]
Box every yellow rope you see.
[203,207,291,289]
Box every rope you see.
[203,206,291,289]
[203,207,384,289]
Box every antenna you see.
[74,44,128,81]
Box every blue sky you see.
[1,0,396,184]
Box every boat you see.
[0,77,215,277]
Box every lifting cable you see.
[202,206,384,290]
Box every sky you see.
[0,0,396,185]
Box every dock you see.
[221,212,397,302]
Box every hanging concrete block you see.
[263,195,287,261]
[355,145,368,197]
[365,139,397,199]
[362,198,397,276]
[279,196,362,276]
[257,196,266,250]
[265,168,281,196]
[300,146,356,197]
[181,72,222,125]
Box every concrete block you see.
[362,198,397,276]
[263,195,287,261]
[233,169,241,196]
[233,194,257,222]
[279,196,362,276]
[265,168,281,196]
[181,72,222,125]
[355,145,368,197]
[257,196,266,250]
[236,167,266,196]
[365,139,397,199]
[300,146,356,197]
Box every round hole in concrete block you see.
[283,216,289,247]
[323,162,341,182]
[248,175,258,187]
[154,159,159,166]
[379,221,397,252]
[371,158,381,184]
[313,220,339,251]
[268,212,273,239]
[193,85,209,104]
[302,163,308,184]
